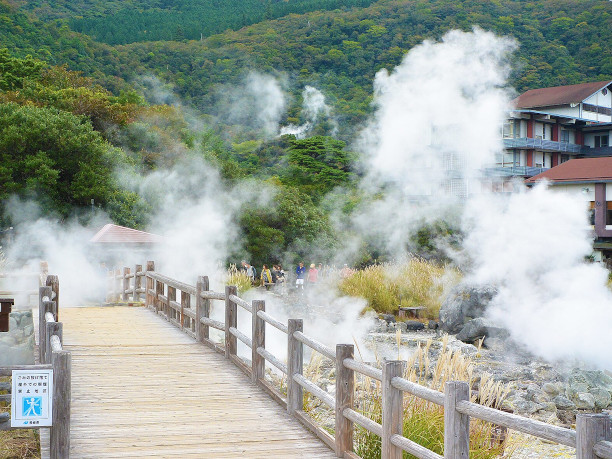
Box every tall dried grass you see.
[338,259,461,318]
[225,264,252,294]
[355,336,512,459]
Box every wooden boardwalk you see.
[60,306,336,458]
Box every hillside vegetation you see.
[2,0,611,139]
[0,0,610,266]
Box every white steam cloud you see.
[280,85,337,138]
[350,28,516,258]
[350,27,612,369]
[463,185,612,368]
[218,72,287,138]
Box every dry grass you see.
[355,336,513,459]
[0,431,40,459]
[338,259,461,318]
[225,264,252,294]
[0,377,40,459]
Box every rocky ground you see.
[0,310,35,365]
[372,318,612,427]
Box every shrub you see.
[338,259,461,318]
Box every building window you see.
[502,121,516,139]
[560,130,569,143]
[595,135,609,148]
[534,151,544,167]
[590,202,595,226]
[560,154,569,163]
[607,202,612,226]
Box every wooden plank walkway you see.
[60,306,336,458]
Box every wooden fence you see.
[110,262,612,459]
[0,277,71,459]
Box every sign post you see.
[11,369,53,428]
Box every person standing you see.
[307,263,319,285]
[295,262,306,289]
[261,264,273,289]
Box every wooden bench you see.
[398,306,425,319]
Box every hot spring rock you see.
[455,317,508,344]
[566,369,612,408]
[553,395,576,410]
[439,285,497,334]
[0,310,35,365]
[404,320,425,331]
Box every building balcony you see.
[580,146,612,157]
[503,138,582,153]
[483,166,549,178]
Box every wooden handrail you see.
[125,262,612,459]
[293,331,335,360]
[456,399,576,447]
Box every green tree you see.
[282,136,355,201]
[0,102,131,220]
[0,48,45,91]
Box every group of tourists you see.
[241,260,348,290]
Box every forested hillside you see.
[1,0,611,265]
[3,0,611,138]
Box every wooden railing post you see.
[38,287,52,362]
[106,269,113,303]
[115,269,121,303]
[134,264,142,302]
[335,344,354,457]
[50,349,71,459]
[225,285,237,359]
[195,276,209,342]
[287,318,303,415]
[382,360,405,459]
[168,285,176,322]
[180,289,190,331]
[45,275,59,320]
[40,300,57,363]
[155,279,164,316]
[45,321,62,365]
[145,261,155,309]
[576,413,611,459]
[252,300,265,383]
[444,381,470,459]
[122,267,130,302]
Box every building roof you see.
[90,224,164,244]
[513,81,612,109]
[525,157,612,184]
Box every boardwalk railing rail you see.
[0,276,71,459]
[111,262,612,459]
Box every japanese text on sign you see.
[11,369,53,428]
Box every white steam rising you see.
[351,28,516,258]
[352,28,612,369]
[218,72,287,138]
[280,85,337,138]
[463,185,612,368]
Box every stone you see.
[380,314,396,324]
[556,409,576,425]
[553,395,575,410]
[589,388,611,409]
[439,284,497,333]
[573,392,596,410]
[455,317,508,344]
[511,399,540,415]
[427,320,439,330]
[404,321,425,331]
[543,383,561,397]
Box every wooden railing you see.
[112,262,612,459]
[0,277,71,459]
